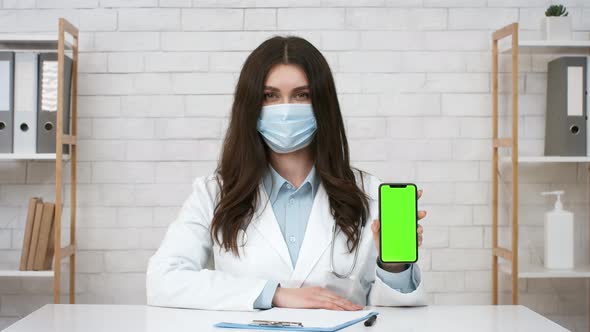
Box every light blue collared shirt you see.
[253,164,418,309]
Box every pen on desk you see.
[364,314,377,327]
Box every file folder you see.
[544,56,588,156]
[37,52,72,154]
[214,308,379,332]
[0,52,15,153]
[587,56,590,157]
[14,52,38,154]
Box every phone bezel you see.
[378,183,419,264]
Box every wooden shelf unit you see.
[492,22,520,306]
[491,22,590,306]
[0,18,79,305]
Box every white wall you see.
[1,0,590,331]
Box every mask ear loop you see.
[330,223,364,279]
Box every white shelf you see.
[0,270,54,277]
[500,262,590,279]
[501,39,590,53]
[0,153,70,161]
[500,156,590,163]
[0,34,73,50]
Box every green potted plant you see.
[543,4,572,40]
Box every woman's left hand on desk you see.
[371,188,426,273]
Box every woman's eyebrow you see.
[264,85,309,92]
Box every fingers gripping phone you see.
[379,183,418,263]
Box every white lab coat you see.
[146,169,427,311]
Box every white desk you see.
[2,304,568,332]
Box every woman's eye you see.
[296,92,309,99]
[264,92,277,100]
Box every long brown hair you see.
[211,35,370,257]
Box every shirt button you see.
[289,235,296,243]
[289,198,295,205]
[286,183,292,189]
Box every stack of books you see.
[19,197,56,271]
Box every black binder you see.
[544,57,588,156]
[36,52,72,154]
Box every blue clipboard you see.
[214,311,379,331]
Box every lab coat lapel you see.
[251,183,294,273]
[290,181,333,287]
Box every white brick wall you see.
[0,1,589,331]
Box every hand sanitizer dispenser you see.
[541,191,574,270]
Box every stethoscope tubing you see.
[329,223,364,279]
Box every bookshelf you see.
[0,153,70,160]
[499,263,590,279]
[0,34,74,51]
[499,39,590,53]
[0,18,78,305]
[0,270,54,278]
[491,22,590,306]
[500,156,590,163]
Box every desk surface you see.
[2,304,567,332]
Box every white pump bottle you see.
[541,191,574,270]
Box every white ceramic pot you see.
[543,16,572,40]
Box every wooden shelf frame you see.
[54,18,78,305]
[491,22,519,305]
[0,19,79,305]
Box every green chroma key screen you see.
[379,184,418,263]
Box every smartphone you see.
[379,183,418,263]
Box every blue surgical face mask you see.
[256,103,317,154]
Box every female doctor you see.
[146,36,428,311]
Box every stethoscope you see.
[329,222,364,279]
